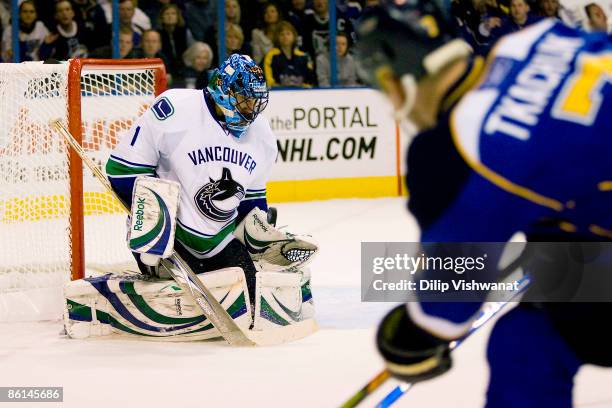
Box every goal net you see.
[0,59,166,321]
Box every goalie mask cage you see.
[0,59,166,321]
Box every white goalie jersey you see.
[106,89,278,258]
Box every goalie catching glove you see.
[234,207,318,270]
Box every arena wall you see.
[265,88,413,202]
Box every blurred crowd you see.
[0,0,374,88]
[452,0,610,55]
[0,0,609,89]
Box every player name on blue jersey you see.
[416,20,611,242]
[484,33,584,141]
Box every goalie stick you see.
[51,119,257,346]
[267,207,278,226]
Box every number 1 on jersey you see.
[130,126,141,146]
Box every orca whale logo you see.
[194,168,245,222]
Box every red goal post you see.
[66,59,167,281]
[0,58,166,313]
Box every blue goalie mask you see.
[207,54,269,138]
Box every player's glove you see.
[234,207,318,270]
[377,305,452,383]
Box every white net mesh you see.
[0,63,71,294]
[79,67,156,273]
[0,61,161,320]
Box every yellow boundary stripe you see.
[2,177,404,222]
[267,176,401,202]
[1,192,124,222]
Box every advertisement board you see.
[266,88,404,202]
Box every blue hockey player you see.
[355,0,611,406]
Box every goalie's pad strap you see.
[128,177,180,259]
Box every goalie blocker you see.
[128,177,180,268]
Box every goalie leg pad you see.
[253,269,316,331]
[64,267,251,341]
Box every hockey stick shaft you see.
[343,278,528,408]
[50,119,255,346]
[340,245,532,407]
[340,369,391,408]
[374,274,531,408]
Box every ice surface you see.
[1,198,610,407]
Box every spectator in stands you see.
[1,0,49,62]
[139,29,173,85]
[141,0,185,24]
[184,0,216,42]
[302,0,355,58]
[181,41,214,88]
[203,0,240,58]
[485,0,541,43]
[363,0,380,11]
[474,0,507,54]
[337,0,362,26]
[73,0,111,50]
[90,27,141,58]
[251,2,282,64]
[99,0,151,35]
[0,1,10,42]
[118,0,149,46]
[480,0,507,22]
[226,0,241,25]
[585,2,609,32]
[158,4,194,77]
[537,0,560,17]
[225,22,249,56]
[132,1,153,32]
[303,0,330,57]
[251,3,281,64]
[140,29,166,60]
[39,0,90,60]
[119,28,141,58]
[286,0,313,49]
[452,0,487,53]
[536,0,577,25]
[32,0,55,31]
[316,31,357,87]
[263,20,314,88]
[239,0,267,43]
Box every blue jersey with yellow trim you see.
[410,19,611,243]
[403,20,612,370]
